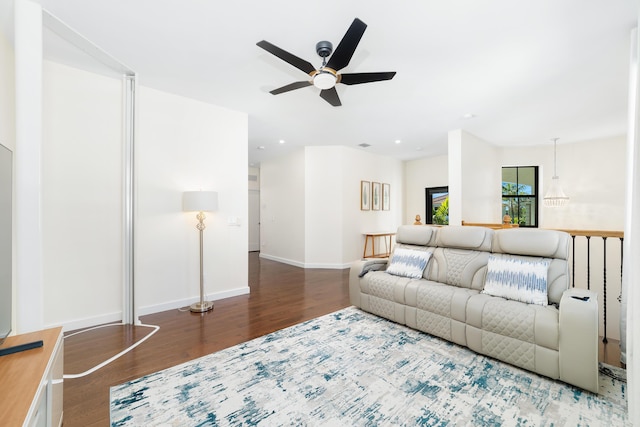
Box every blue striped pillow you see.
[386,248,432,279]
[483,254,551,305]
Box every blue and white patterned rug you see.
[110,307,628,426]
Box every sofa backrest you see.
[428,226,494,290]
[395,225,438,246]
[492,228,571,304]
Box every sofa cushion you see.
[482,254,551,305]
[386,247,432,279]
[428,248,490,290]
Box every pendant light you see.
[543,138,569,207]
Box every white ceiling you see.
[1,0,638,166]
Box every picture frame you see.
[382,183,390,210]
[372,182,381,211]
[360,181,370,210]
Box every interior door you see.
[248,189,260,251]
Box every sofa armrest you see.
[559,288,599,393]
[349,259,388,307]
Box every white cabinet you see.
[0,327,64,427]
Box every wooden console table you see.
[363,232,395,258]
[0,327,64,427]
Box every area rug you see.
[110,307,628,426]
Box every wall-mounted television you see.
[0,143,12,344]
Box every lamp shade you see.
[183,191,218,212]
[543,177,569,208]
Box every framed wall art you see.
[372,182,381,211]
[360,181,370,210]
[382,183,390,210]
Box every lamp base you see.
[190,301,214,313]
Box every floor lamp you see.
[183,191,218,313]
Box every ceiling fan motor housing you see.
[316,40,333,58]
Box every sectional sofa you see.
[349,225,599,392]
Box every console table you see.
[0,327,64,427]
[362,231,395,258]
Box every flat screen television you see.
[0,143,12,344]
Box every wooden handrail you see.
[461,222,624,238]
[551,229,624,239]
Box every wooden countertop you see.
[0,327,63,426]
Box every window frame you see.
[501,166,539,228]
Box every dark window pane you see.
[501,166,538,228]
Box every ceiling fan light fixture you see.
[313,71,337,90]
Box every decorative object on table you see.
[543,137,569,207]
[111,307,628,426]
[414,214,422,225]
[382,183,390,210]
[372,182,381,211]
[360,181,370,210]
[182,190,218,313]
[256,18,396,107]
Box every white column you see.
[623,25,640,427]
[447,130,463,226]
[14,0,43,333]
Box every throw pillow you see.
[483,254,551,306]
[386,248,432,279]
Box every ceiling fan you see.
[257,18,396,107]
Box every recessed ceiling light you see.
[279,139,285,144]
[257,146,266,150]
[462,113,477,119]
[395,139,401,144]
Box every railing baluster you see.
[602,237,608,344]
[586,235,591,291]
[619,237,624,303]
[571,235,576,288]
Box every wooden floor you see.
[63,252,350,427]
[63,252,621,426]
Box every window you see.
[502,166,538,227]
[425,186,449,225]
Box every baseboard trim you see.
[137,286,251,317]
[48,287,251,332]
[259,253,351,269]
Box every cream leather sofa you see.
[349,225,599,392]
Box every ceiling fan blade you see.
[325,18,367,72]
[319,87,341,106]
[339,72,397,85]
[270,81,313,95]
[257,40,316,75]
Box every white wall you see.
[500,136,626,230]
[260,145,403,268]
[136,86,249,315]
[42,61,123,328]
[341,147,403,264]
[404,154,448,225]
[305,146,344,267]
[259,149,306,266]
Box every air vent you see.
[248,175,258,182]
[358,143,371,148]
